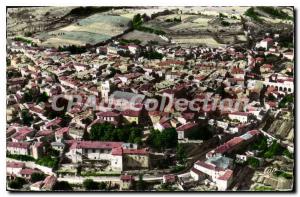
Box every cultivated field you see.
[37,13,132,47]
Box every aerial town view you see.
[6,6,294,192]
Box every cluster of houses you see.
[6,29,294,191]
[190,130,260,190]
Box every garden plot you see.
[121,30,169,45]
[171,36,224,48]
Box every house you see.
[42,175,57,191]
[7,162,25,176]
[191,156,234,191]
[32,142,46,159]
[20,168,42,179]
[55,127,69,142]
[190,167,206,182]
[228,112,250,123]
[162,174,177,184]
[11,126,35,142]
[51,141,65,152]
[176,122,199,140]
[128,45,140,54]
[258,38,273,50]
[73,63,89,72]
[65,141,149,171]
[43,118,62,130]
[120,175,134,190]
[206,130,260,158]
[65,141,124,171]
[121,109,142,125]
[35,130,55,142]
[96,111,121,125]
[154,116,172,131]
[7,142,31,155]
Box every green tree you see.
[99,182,107,190]
[21,109,33,126]
[36,92,49,104]
[83,179,99,190]
[278,94,293,108]
[30,172,46,183]
[8,177,26,189]
[135,174,146,191]
[248,157,260,168]
[53,181,73,191]
[176,144,187,164]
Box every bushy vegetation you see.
[133,174,147,191]
[146,128,178,151]
[219,13,227,18]
[263,141,285,158]
[283,149,293,159]
[13,37,33,44]
[165,17,181,23]
[274,170,293,179]
[170,165,185,173]
[132,14,166,35]
[30,172,46,183]
[257,7,293,20]
[81,171,121,177]
[221,20,230,27]
[24,32,33,37]
[58,45,87,54]
[278,94,293,108]
[247,157,260,168]
[254,185,273,191]
[250,137,288,159]
[89,122,143,145]
[67,6,116,17]
[7,154,35,161]
[36,156,59,168]
[53,181,73,191]
[20,109,34,126]
[83,179,107,190]
[119,39,141,45]
[8,177,26,189]
[141,50,164,59]
[176,144,187,165]
[244,7,262,22]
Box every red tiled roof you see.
[229,112,249,116]
[36,130,53,137]
[190,167,203,176]
[70,141,123,150]
[42,175,57,190]
[45,118,62,128]
[217,169,233,181]
[163,174,176,182]
[111,147,123,156]
[247,130,260,136]
[158,60,185,67]
[120,175,134,181]
[176,122,198,132]
[195,160,222,171]
[7,162,25,168]
[56,127,69,136]
[7,142,31,149]
[121,109,141,117]
[20,168,40,175]
[97,111,120,117]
